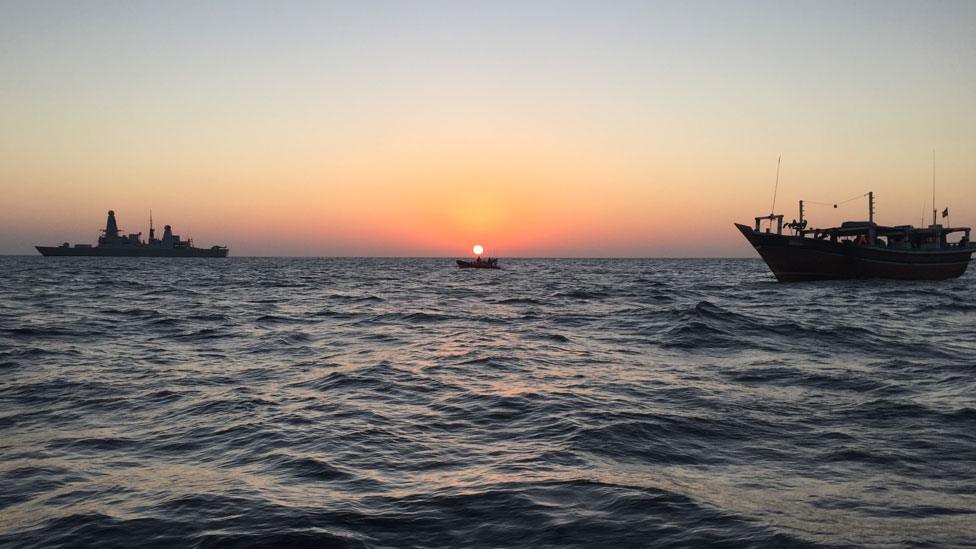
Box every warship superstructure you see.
[36,210,228,257]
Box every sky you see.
[1,0,974,256]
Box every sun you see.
[472,244,484,255]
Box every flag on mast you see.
[942,208,949,218]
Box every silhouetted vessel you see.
[737,192,973,281]
[36,210,228,257]
[457,257,499,269]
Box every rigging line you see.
[834,192,869,206]
[770,155,781,215]
[803,193,868,207]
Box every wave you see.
[571,413,777,466]
[913,301,976,314]
[2,327,94,339]
[261,452,355,482]
[552,289,610,300]
[2,257,975,547]
[327,293,385,303]
[168,328,236,341]
[5,479,820,548]
[255,314,303,324]
[495,297,544,305]
[725,365,896,394]
[653,299,964,359]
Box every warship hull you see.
[36,246,228,258]
[735,223,972,282]
[36,210,229,258]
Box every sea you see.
[1,257,974,548]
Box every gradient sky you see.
[2,0,974,256]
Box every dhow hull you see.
[735,223,971,282]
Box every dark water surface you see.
[1,257,974,548]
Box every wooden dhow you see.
[737,193,973,281]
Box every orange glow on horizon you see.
[1,88,974,257]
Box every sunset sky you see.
[2,0,974,256]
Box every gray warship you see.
[36,210,229,257]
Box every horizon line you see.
[0,254,758,260]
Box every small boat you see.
[457,257,499,269]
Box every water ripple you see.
[1,257,974,547]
